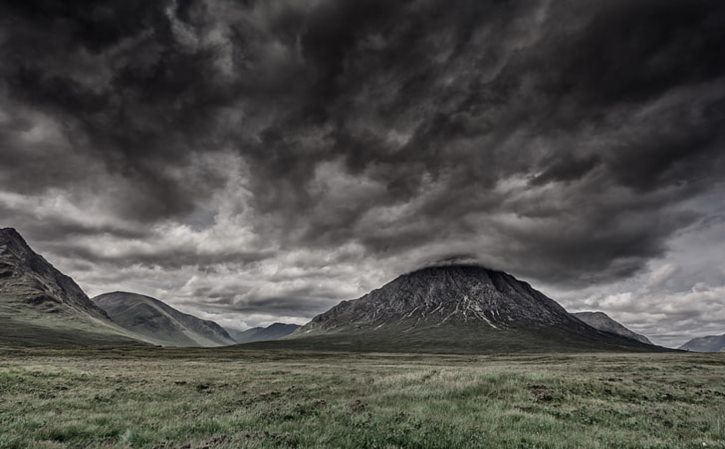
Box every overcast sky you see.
[1,0,724,347]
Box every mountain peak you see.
[0,228,141,346]
[0,227,109,319]
[404,263,532,285]
[300,265,581,337]
[0,227,21,236]
[0,227,31,254]
[284,265,662,352]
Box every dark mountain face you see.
[0,228,141,346]
[679,334,725,352]
[226,323,300,344]
[302,265,587,332]
[573,311,653,345]
[94,292,235,347]
[289,265,664,353]
[0,228,109,319]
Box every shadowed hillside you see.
[680,333,725,352]
[94,292,235,347]
[573,311,653,345]
[0,228,143,346]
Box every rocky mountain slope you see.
[573,311,653,345]
[679,333,725,352]
[0,228,142,346]
[94,292,235,347]
[283,265,664,353]
[226,323,300,344]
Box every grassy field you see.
[0,347,724,449]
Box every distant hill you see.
[679,334,725,352]
[226,323,300,343]
[94,292,235,347]
[260,265,666,353]
[573,311,653,345]
[0,228,143,346]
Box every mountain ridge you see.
[227,322,300,344]
[1,228,110,320]
[94,291,235,347]
[0,227,143,346]
[679,333,725,352]
[573,311,653,345]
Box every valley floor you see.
[0,347,723,449]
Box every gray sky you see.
[1,0,724,346]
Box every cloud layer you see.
[1,0,724,344]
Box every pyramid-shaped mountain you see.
[286,265,664,353]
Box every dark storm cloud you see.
[1,0,725,312]
[228,0,725,285]
[530,155,601,186]
[1,0,234,221]
[40,242,275,270]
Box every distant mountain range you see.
[226,323,300,343]
[573,311,652,345]
[279,265,663,353]
[0,228,297,348]
[0,228,671,353]
[679,334,725,352]
[94,292,235,347]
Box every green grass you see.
[0,347,723,449]
[249,323,666,353]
